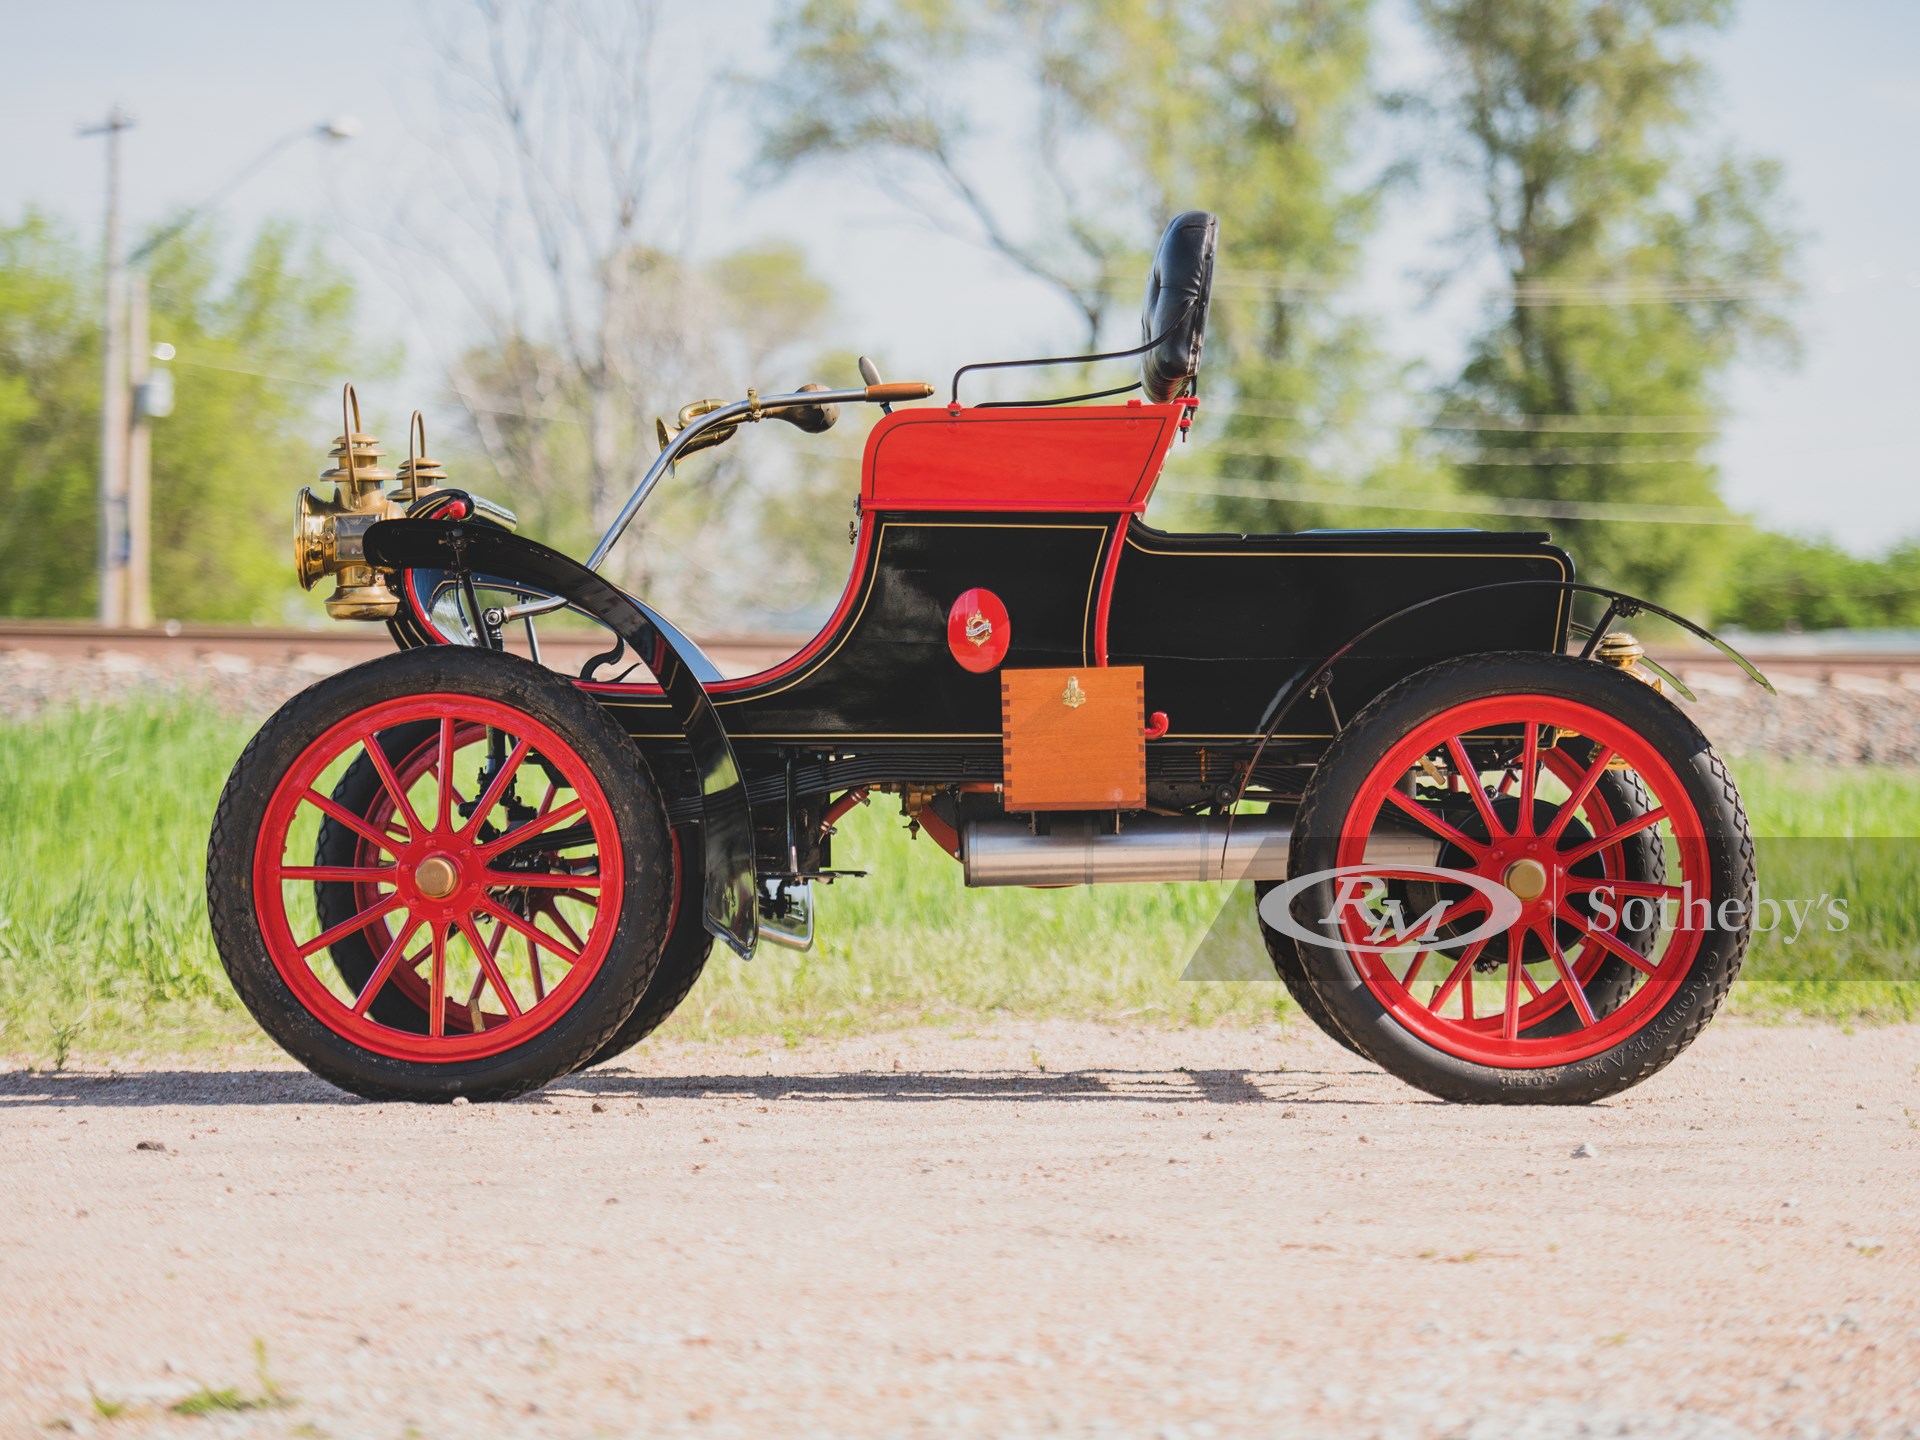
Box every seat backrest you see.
[1140,211,1218,403]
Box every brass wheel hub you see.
[414,854,462,900]
[1503,857,1550,903]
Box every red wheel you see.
[209,648,671,1101]
[1255,751,1663,1053]
[1280,652,1751,1103]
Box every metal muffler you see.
[961,814,1441,888]
[963,813,1293,887]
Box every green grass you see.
[1,702,1915,1063]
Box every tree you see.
[0,211,372,622]
[1715,532,1920,633]
[412,1,842,622]
[0,214,96,616]
[1419,0,1798,607]
[758,0,1391,532]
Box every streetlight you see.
[78,113,358,627]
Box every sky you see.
[3,0,1916,550]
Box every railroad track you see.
[3,620,1918,686]
[0,620,806,681]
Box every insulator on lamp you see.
[319,383,395,512]
[396,410,448,503]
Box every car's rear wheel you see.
[1280,652,1751,1104]
[1256,755,1663,1054]
[208,647,672,1102]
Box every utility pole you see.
[80,107,135,628]
[126,274,156,628]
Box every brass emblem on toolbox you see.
[1061,675,1087,709]
[965,610,993,647]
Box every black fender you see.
[365,518,758,958]
[1230,578,1772,825]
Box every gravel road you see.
[2,1020,1916,1440]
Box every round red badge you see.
[946,588,1011,672]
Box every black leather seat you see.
[1140,211,1218,404]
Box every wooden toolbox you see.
[1000,666,1146,812]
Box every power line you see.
[1158,475,1743,526]
[1203,439,1708,468]
[1196,403,1723,434]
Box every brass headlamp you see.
[294,386,480,620]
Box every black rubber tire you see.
[207,646,672,1103]
[1254,753,1662,1054]
[1255,880,1366,1056]
[575,826,713,1070]
[1285,652,1752,1105]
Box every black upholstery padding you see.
[1140,211,1218,403]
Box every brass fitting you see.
[1594,629,1663,697]
[655,397,737,459]
[293,385,408,620]
[1594,630,1645,668]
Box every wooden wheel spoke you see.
[351,917,424,1017]
[475,898,583,965]
[1558,903,1659,975]
[481,869,601,891]
[1382,787,1487,857]
[539,902,588,956]
[457,915,523,1021]
[1445,736,1506,840]
[279,865,399,885]
[1542,746,1614,841]
[1559,807,1667,866]
[1543,923,1598,1028]
[434,718,457,832]
[303,789,404,857]
[1562,876,1684,900]
[1515,722,1539,833]
[525,928,547,1003]
[428,926,449,1038]
[460,738,533,843]
[476,799,589,860]
[297,894,405,959]
[365,738,426,839]
[1429,937,1487,1015]
[1501,930,1524,1041]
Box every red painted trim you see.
[914,806,962,860]
[663,826,684,937]
[573,507,881,700]
[1091,521,1127,666]
[861,403,1185,514]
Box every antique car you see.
[207,211,1767,1104]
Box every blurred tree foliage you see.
[448,241,846,628]
[1714,532,1920,633]
[0,214,96,616]
[759,0,1405,532]
[1420,0,1798,609]
[0,210,377,622]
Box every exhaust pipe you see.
[963,813,1292,887]
[961,814,1441,888]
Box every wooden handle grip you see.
[866,381,934,402]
